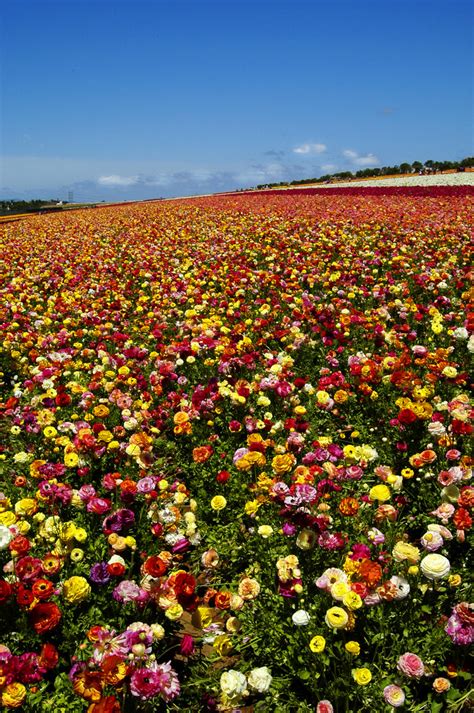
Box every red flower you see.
[398,409,417,425]
[143,555,168,578]
[30,602,62,634]
[9,535,30,556]
[16,585,35,608]
[453,508,472,530]
[39,643,59,670]
[107,562,126,577]
[216,470,230,483]
[0,579,12,604]
[32,578,55,600]
[55,392,71,406]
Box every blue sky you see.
[1,0,472,200]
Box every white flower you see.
[0,525,13,550]
[453,327,468,340]
[220,669,247,698]
[427,422,446,437]
[420,554,451,580]
[390,575,410,600]
[248,666,272,693]
[292,609,311,626]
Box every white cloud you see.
[343,149,380,166]
[98,174,140,186]
[343,149,358,160]
[293,143,327,155]
[321,163,337,171]
[353,153,379,166]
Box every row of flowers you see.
[0,189,472,711]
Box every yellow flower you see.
[97,430,113,442]
[257,525,273,538]
[325,606,349,629]
[309,635,326,653]
[63,576,91,604]
[343,591,363,610]
[244,499,261,515]
[0,511,17,527]
[353,667,372,685]
[210,496,227,511]
[165,603,184,621]
[43,426,57,438]
[64,452,79,468]
[213,634,233,657]
[392,541,420,563]
[14,498,37,517]
[369,484,391,502]
[70,548,84,562]
[330,581,350,601]
[401,468,414,479]
[93,405,110,418]
[1,682,27,708]
[191,606,213,629]
[345,641,361,655]
[316,390,330,404]
[74,527,87,542]
[271,453,295,475]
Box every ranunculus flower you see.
[420,553,451,580]
[238,577,260,600]
[210,495,227,511]
[0,525,13,550]
[292,609,310,626]
[397,652,425,678]
[1,682,27,708]
[325,606,349,629]
[316,701,334,713]
[220,669,247,698]
[309,635,326,653]
[352,667,372,685]
[369,484,391,501]
[392,541,420,563]
[383,684,406,707]
[63,576,91,604]
[433,677,451,693]
[247,666,272,693]
[30,602,62,634]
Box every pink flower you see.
[130,668,162,699]
[316,701,334,713]
[397,652,425,678]
[180,634,194,656]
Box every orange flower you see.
[101,655,128,685]
[215,591,232,610]
[87,697,122,713]
[339,497,359,516]
[359,560,383,588]
[192,445,213,463]
[73,671,104,702]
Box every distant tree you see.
[412,161,423,172]
[400,163,412,174]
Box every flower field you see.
[0,188,472,712]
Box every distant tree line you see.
[0,199,65,216]
[247,156,474,191]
